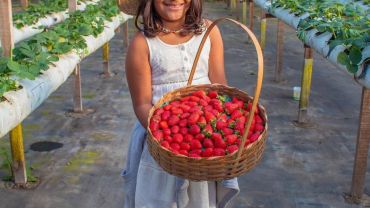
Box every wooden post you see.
[20,0,28,9]
[275,20,284,82]
[1,0,27,185]
[350,87,370,201]
[248,0,254,32]
[298,45,313,123]
[260,11,267,50]
[102,42,111,77]
[231,0,237,14]
[124,21,129,48]
[242,0,247,25]
[73,64,83,112]
[68,0,77,12]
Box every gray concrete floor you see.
[0,2,369,207]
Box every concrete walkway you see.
[0,2,369,207]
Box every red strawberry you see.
[171,125,180,134]
[190,140,202,150]
[255,124,264,132]
[189,149,202,155]
[163,104,172,111]
[179,119,188,127]
[195,133,205,141]
[205,111,216,123]
[221,127,233,136]
[203,138,214,148]
[236,116,246,124]
[171,101,181,106]
[255,115,264,124]
[151,115,161,123]
[225,102,238,114]
[208,90,218,98]
[189,106,202,114]
[202,124,213,137]
[149,121,159,131]
[214,137,226,149]
[173,133,184,143]
[213,148,225,156]
[180,96,191,102]
[218,113,228,122]
[159,121,169,129]
[226,145,238,154]
[244,139,251,147]
[184,134,194,143]
[192,90,207,99]
[163,128,171,136]
[171,107,183,115]
[235,122,245,134]
[179,149,189,156]
[232,97,244,108]
[231,110,243,120]
[188,113,200,125]
[179,104,191,112]
[180,127,188,135]
[197,116,206,128]
[154,108,164,116]
[189,96,200,102]
[226,134,238,145]
[152,130,164,141]
[202,148,214,157]
[248,132,260,143]
[170,143,181,151]
[204,105,214,112]
[164,135,173,143]
[160,141,170,149]
[168,115,180,126]
[189,124,201,135]
[180,143,191,151]
[161,110,171,120]
[199,99,208,107]
[227,119,236,128]
[180,112,190,119]
[211,133,222,141]
[216,120,227,130]
[186,101,198,107]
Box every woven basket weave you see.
[147,18,267,181]
[117,0,138,15]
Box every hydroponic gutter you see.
[0,12,132,138]
[254,0,370,88]
[0,0,100,48]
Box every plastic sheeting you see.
[253,0,370,88]
[0,12,132,138]
[0,0,100,47]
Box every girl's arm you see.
[126,32,152,128]
[207,20,227,85]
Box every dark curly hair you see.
[134,0,205,37]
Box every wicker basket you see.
[147,18,267,181]
[116,0,138,15]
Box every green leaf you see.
[7,61,21,72]
[349,47,362,64]
[337,52,350,66]
[346,63,358,74]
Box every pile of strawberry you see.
[149,90,265,158]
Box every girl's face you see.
[154,0,191,23]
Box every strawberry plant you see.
[149,90,266,158]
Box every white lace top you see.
[145,31,211,104]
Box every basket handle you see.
[187,18,264,160]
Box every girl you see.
[120,0,239,207]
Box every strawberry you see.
[226,134,238,145]
[226,145,238,154]
[255,115,264,124]
[216,120,227,130]
[149,121,159,131]
[248,132,260,143]
[232,97,244,108]
[197,116,206,128]
[203,138,214,148]
[190,140,202,150]
[195,133,205,142]
[205,111,216,123]
[214,137,226,149]
[189,153,201,158]
[189,106,202,114]
[189,124,201,135]
[179,149,189,156]
[186,101,198,107]
[168,115,180,126]
[204,105,214,112]
[171,101,181,106]
[159,121,169,129]
[227,119,236,128]
[208,90,218,98]
[188,113,200,125]
[171,125,180,134]
[170,143,180,151]
[164,135,173,143]
[180,143,191,151]
[180,112,190,119]
[179,119,188,127]
[231,110,243,120]
[161,110,171,121]
[171,107,183,115]
[189,149,202,155]
[236,116,246,124]
[189,96,200,102]
[179,104,191,112]
[173,133,184,143]
[221,127,233,136]
[225,102,238,114]
[192,90,207,99]
[202,124,213,137]
[180,96,191,102]
[172,149,179,155]
[184,134,194,143]
[235,122,245,134]
[163,104,172,111]
[151,115,161,123]
[218,113,228,122]
[160,141,170,149]
[213,148,225,156]
[199,99,208,107]
[244,139,251,147]
[202,148,214,157]
[152,130,164,141]
[254,124,264,132]
[211,133,222,141]
[163,128,171,136]
[180,127,188,135]
[154,108,164,116]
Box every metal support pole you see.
[260,11,267,50]
[102,42,111,77]
[275,20,285,82]
[350,87,370,201]
[73,64,83,113]
[298,45,313,123]
[1,0,27,185]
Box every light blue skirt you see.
[122,121,240,208]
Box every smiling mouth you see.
[163,2,185,9]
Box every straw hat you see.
[117,0,139,15]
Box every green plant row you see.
[0,0,120,98]
[271,0,370,74]
[13,0,92,29]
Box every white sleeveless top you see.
[145,31,211,104]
